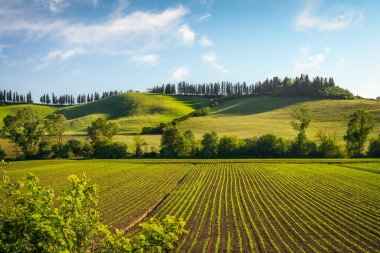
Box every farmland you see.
[5,159,380,252]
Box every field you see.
[5,159,380,252]
[0,93,211,134]
[179,96,380,142]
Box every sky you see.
[0,0,379,99]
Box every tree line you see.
[39,90,122,105]
[0,90,33,104]
[148,75,354,99]
[0,105,379,160]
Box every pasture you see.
[4,159,380,252]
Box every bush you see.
[255,134,287,158]
[38,139,61,159]
[192,107,211,117]
[218,136,243,157]
[316,132,344,158]
[289,133,317,158]
[0,145,6,160]
[62,139,93,159]
[93,139,127,159]
[368,136,380,157]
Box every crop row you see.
[150,163,380,252]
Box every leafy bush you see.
[192,107,211,117]
[255,134,287,158]
[368,135,380,157]
[0,145,6,160]
[0,169,187,252]
[93,139,128,159]
[289,133,317,158]
[218,136,243,157]
[62,139,93,159]
[316,132,344,158]
[38,139,61,159]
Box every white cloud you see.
[45,48,84,62]
[36,0,69,13]
[295,0,363,31]
[201,52,229,74]
[178,24,195,45]
[198,36,214,47]
[171,65,189,81]
[198,13,211,21]
[0,6,189,46]
[294,46,330,72]
[132,54,160,65]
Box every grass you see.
[4,159,380,252]
[179,96,380,143]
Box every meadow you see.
[5,159,380,252]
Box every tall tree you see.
[87,118,118,143]
[344,109,374,157]
[45,114,68,144]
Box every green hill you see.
[178,96,380,142]
[0,93,211,134]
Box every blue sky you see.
[0,0,379,99]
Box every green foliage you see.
[160,126,194,158]
[218,136,243,157]
[93,139,128,159]
[0,170,187,253]
[38,139,61,159]
[316,131,344,158]
[254,134,287,158]
[319,86,354,99]
[134,136,148,158]
[290,104,311,134]
[1,107,45,158]
[192,107,211,117]
[344,109,374,157]
[200,131,219,158]
[0,145,6,160]
[45,113,68,144]
[87,118,118,143]
[62,139,93,159]
[368,135,380,157]
[289,132,317,158]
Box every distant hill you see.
[178,96,380,143]
[0,92,211,134]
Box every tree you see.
[134,136,148,157]
[200,131,219,158]
[87,118,118,143]
[344,109,374,157]
[0,169,187,252]
[0,145,5,160]
[160,126,193,158]
[315,131,343,158]
[368,135,380,157]
[218,136,242,157]
[255,134,287,158]
[1,107,45,158]
[45,114,68,144]
[290,104,311,135]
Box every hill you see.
[0,93,211,134]
[178,96,380,142]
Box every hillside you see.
[0,93,211,134]
[178,96,380,142]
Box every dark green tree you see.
[87,117,118,143]
[200,131,219,158]
[160,126,193,158]
[218,136,242,157]
[344,109,374,157]
[1,107,45,158]
[368,135,380,157]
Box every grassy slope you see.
[0,104,57,127]
[179,96,380,142]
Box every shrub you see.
[255,134,287,158]
[368,135,380,157]
[38,139,61,159]
[289,133,317,158]
[93,139,127,159]
[201,131,219,158]
[62,139,93,159]
[0,145,6,160]
[192,107,211,117]
[218,136,243,157]
[316,132,344,158]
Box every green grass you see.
[0,104,57,127]
[4,159,380,252]
[179,96,380,142]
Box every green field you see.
[179,96,380,142]
[5,159,380,252]
[0,92,211,134]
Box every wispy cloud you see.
[295,0,363,31]
[198,13,211,22]
[171,65,189,81]
[36,0,69,13]
[294,46,329,72]
[201,52,228,74]
[45,48,84,62]
[198,36,214,47]
[132,54,160,65]
[178,24,195,45]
